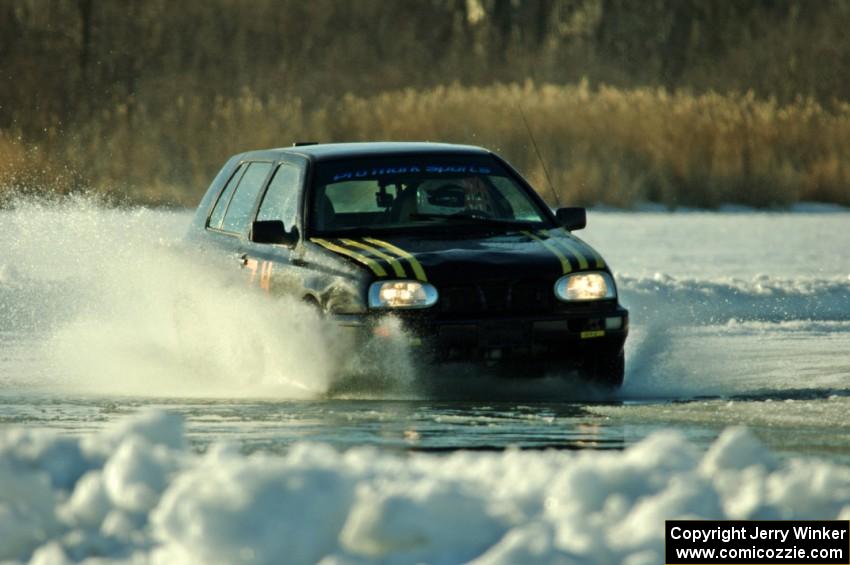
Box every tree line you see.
[1,0,849,205]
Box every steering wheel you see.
[454,207,493,218]
[426,183,467,208]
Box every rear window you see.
[208,163,246,229]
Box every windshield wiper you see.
[409,212,536,229]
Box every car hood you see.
[310,228,607,285]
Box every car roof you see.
[242,142,491,162]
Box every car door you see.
[240,159,307,295]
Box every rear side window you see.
[208,163,246,229]
[257,163,303,230]
[220,162,273,233]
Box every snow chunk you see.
[0,428,92,490]
[92,409,185,453]
[765,460,850,519]
[474,522,580,565]
[103,436,179,513]
[58,470,111,528]
[0,459,61,561]
[341,479,507,563]
[702,427,778,473]
[151,444,354,565]
[28,542,71,565]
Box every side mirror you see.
[251,220,299,246]
[555,207,587,231]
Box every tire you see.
[581,348,625,388]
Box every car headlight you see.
[368,280,439,309]
[554,272,616,302]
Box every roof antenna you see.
[517,102,562,208]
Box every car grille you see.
[437,280,555,317]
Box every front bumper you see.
[334,304,629,364]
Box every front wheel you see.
[580,348,625,388]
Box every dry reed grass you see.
[2,81,849,208]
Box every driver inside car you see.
[391,177,499,222]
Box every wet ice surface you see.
[1,201,849,562]
[0,397,624,453]
[2,394,849,465]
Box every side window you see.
[208,163,246,229]
[257,163,303,230]
[220,162,273,233]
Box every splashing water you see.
[1,197,417,398]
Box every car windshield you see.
[309,155,552,235]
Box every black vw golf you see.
[187,142,628,386]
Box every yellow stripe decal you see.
[574,235,606,269]
[591,241,606,268]
[541,230,588,270]
[522,231,572,274]
[340,239,407,278]
[311,238,388,277]
[364,237,428,282]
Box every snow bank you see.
[2,411,849,564]
[593,201,850,214]
[620,273,850,324]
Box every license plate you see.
[580,330,605,339]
